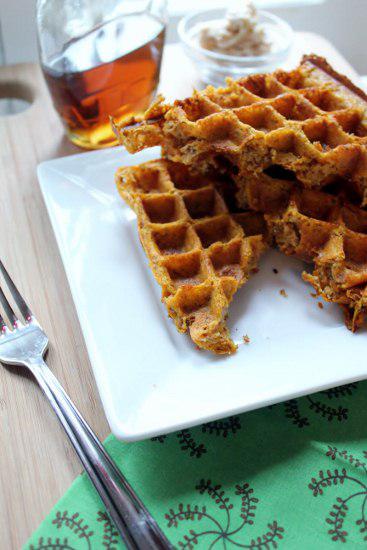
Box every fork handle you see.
[30,358,172,550]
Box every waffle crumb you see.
[273,268,278,274]
[279,289,288,298]
[310,292,317,298]
[243,335,250,344]
[318,302,324,309]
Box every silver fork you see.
[0,260,172,550]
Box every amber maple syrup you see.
[43,13,165,149]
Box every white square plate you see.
[38,147,367,441]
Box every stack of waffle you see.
[114,54,367,353]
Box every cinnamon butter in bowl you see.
[178,1,293,86]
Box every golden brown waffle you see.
[271,193,367,331]
[116,160,267,354]
[113,55,367,334]
[238,171,367,330]
[113,55,367,205]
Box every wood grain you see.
[0,63,108,549]
[0,36,358,549]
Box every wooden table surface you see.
[0,35,359,549]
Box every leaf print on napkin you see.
[177,429,207,458]
[96,512,119,549]
[29,510,123,550]
[283,383,359,428]
[151,416,243,458]
[30,537,77,550]
[52,512,93,546]
[308,446,367,543]
[201,416,242,437]
[165,479,285,549]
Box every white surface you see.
[2,0,365,74]
[168,0,325,15]
[38,147,367,441]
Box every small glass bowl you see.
[178,9,294,86]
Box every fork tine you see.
[0,285,18,328]
[0,260,32,322]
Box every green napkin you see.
[26,381,367,550]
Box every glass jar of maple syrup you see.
[37,1,167,149]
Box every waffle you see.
[239,171,367,330]
[116,160,267,354]
[113,55,367,205]
[114,55,367,335]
